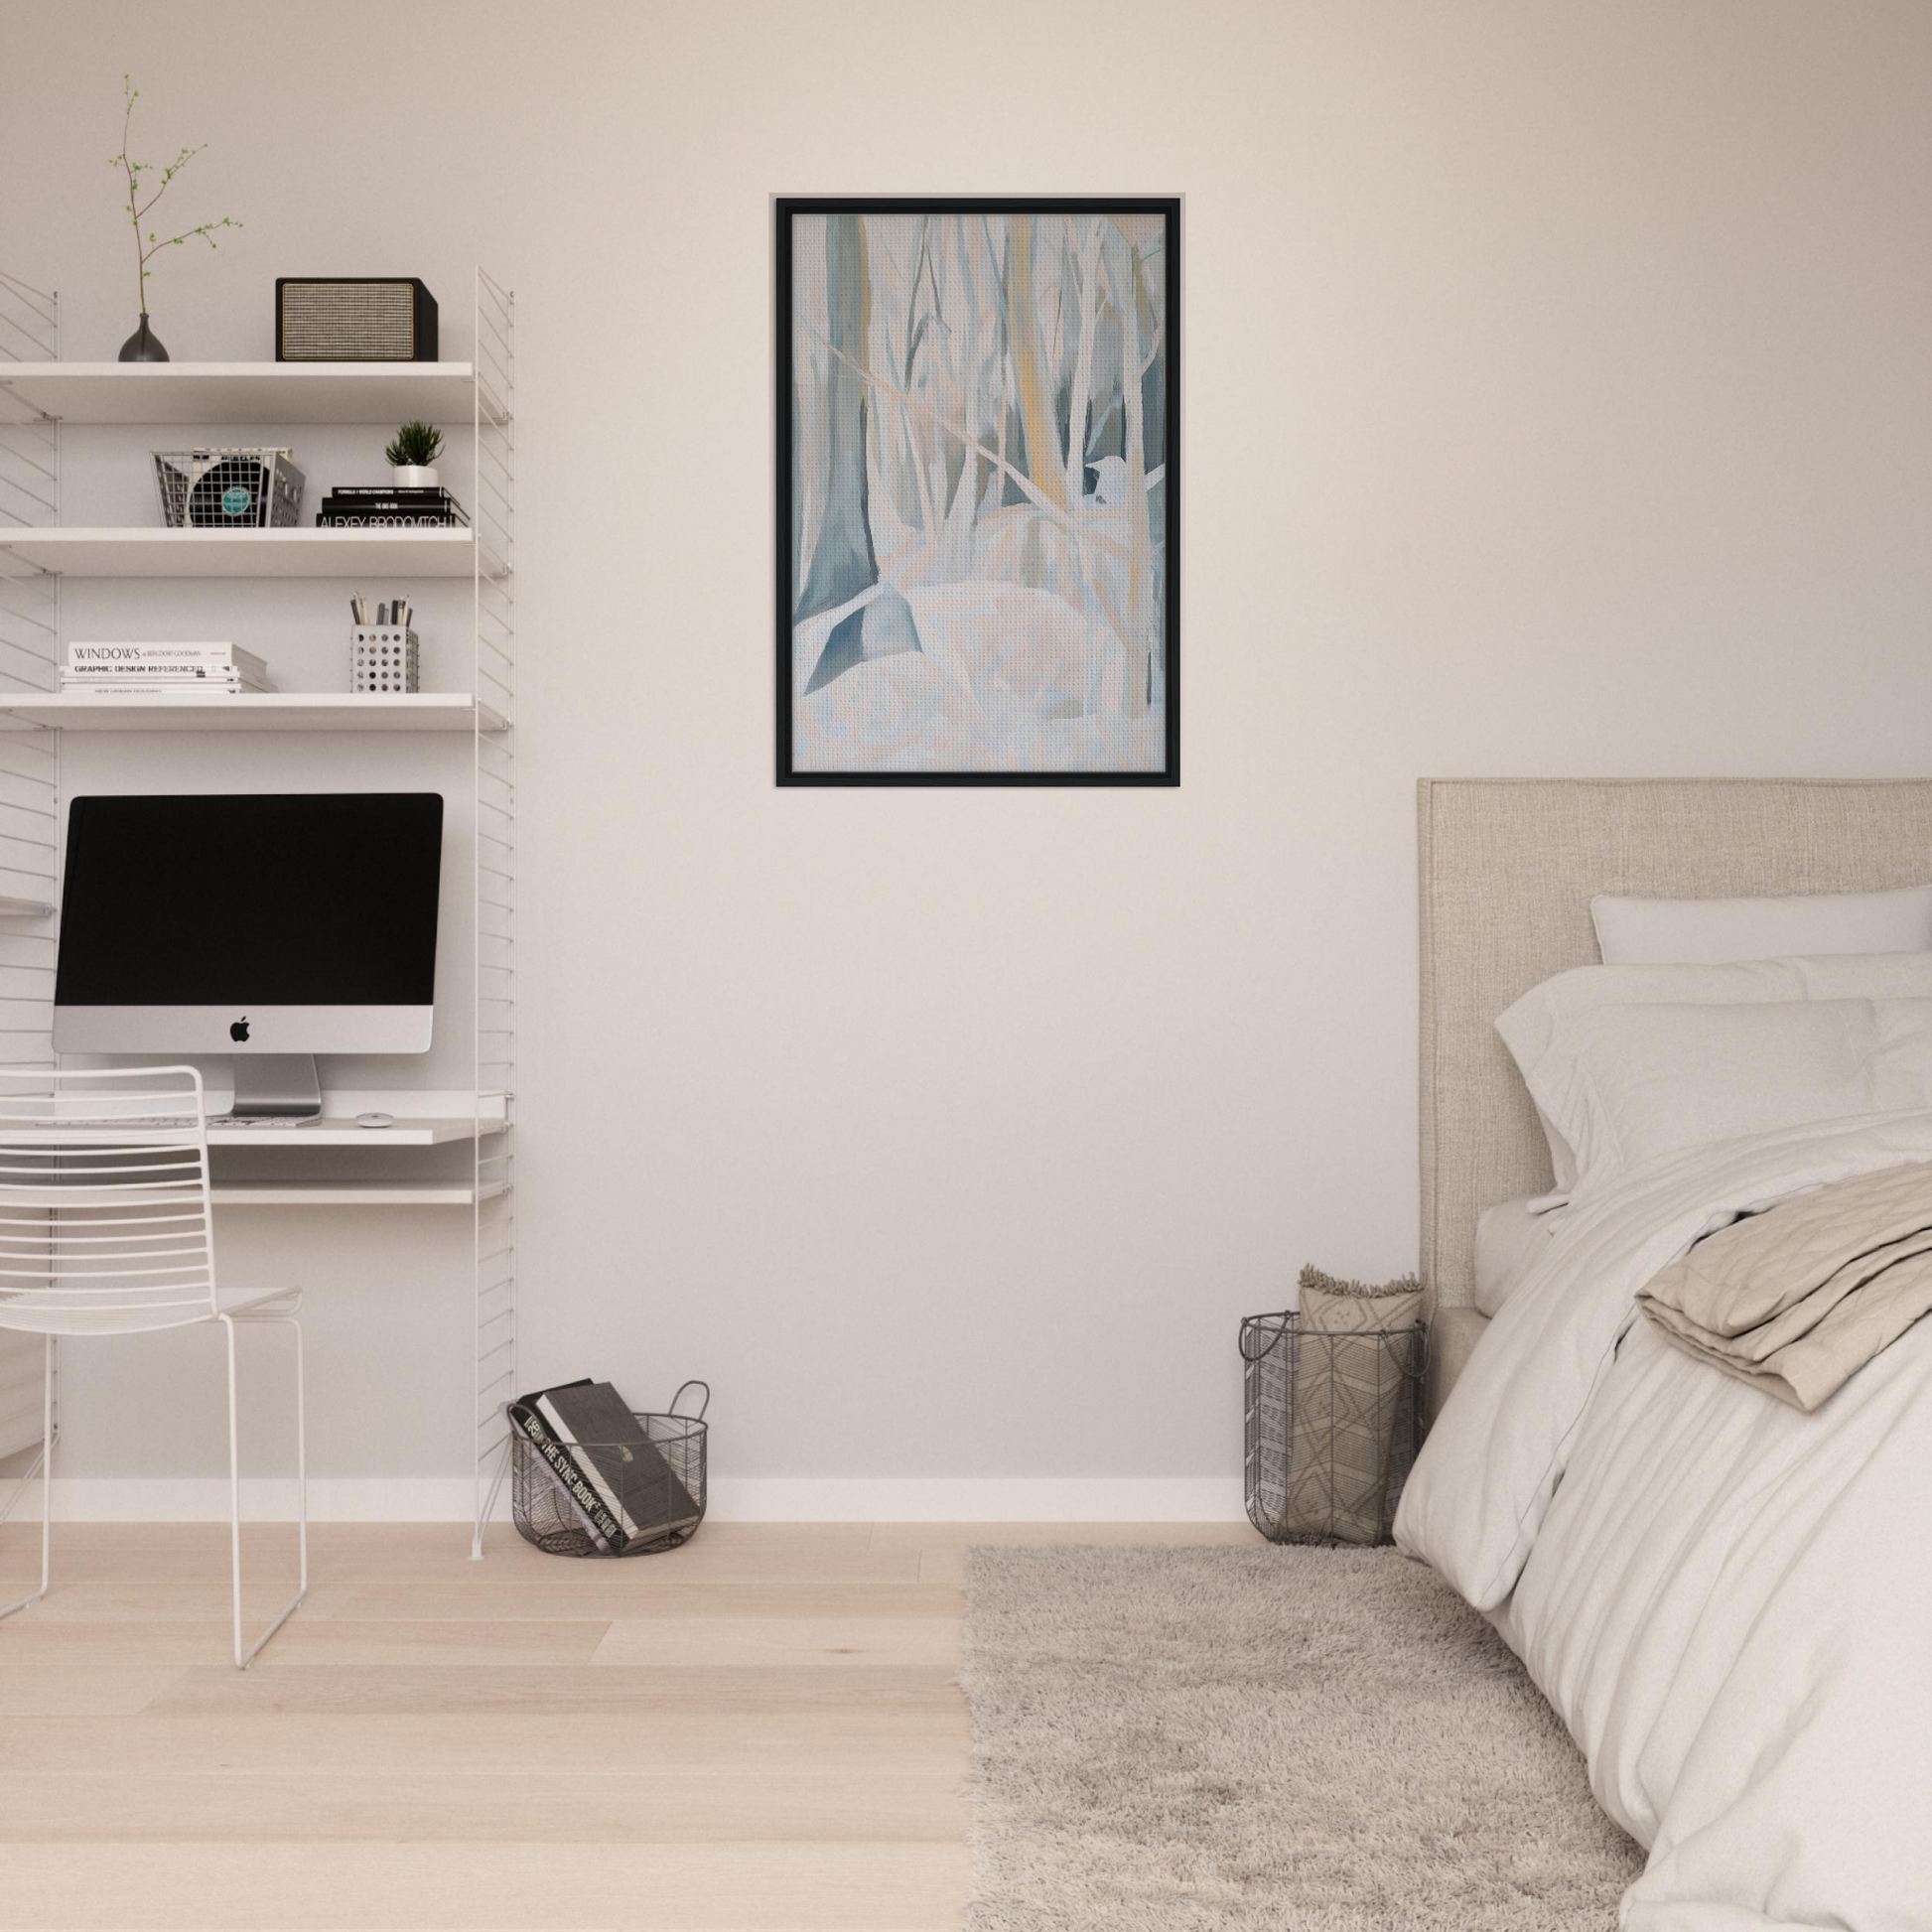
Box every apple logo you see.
[229,1017,250,1043]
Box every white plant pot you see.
[392,465,439,488]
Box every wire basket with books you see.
[508,1379,708,1557]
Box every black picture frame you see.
[776,197,1180,786]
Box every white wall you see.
[5,0,1931,1515]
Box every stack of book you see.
[508,1379,704,1555]
[316,484,469,529]
[64,642,274,695]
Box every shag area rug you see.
[962,1545,1643,1930]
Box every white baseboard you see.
[14,1475,1247,1525]
[28,1478,497,1523]
[707,1478,1247,1522]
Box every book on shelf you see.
[325,485,465,501]
[318,509,470,529]
[63,673,273,694]
[61,681,271,696]
[68,642,272,687]
[509,1378,702,1554]
[318,484,470,529]
[64,666,271,685]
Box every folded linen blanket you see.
[1637,1157,1932,1409]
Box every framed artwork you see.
[776,197,1179,785]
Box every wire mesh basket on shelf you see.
[1241,1311,1425,1547]
[510,1381,708,1558]
[152,448,305,528]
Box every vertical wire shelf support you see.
[0,270,62,1493]
[470,269,515,1557]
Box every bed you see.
[1398,777,1932,1931]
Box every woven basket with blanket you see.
[1241,1268,1427,1546]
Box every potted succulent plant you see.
[384,421,444,488]
[110,75,241,362]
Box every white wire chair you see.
[0,1065,306,1668]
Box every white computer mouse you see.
[356,1112,394,1130]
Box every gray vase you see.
[117,314,169,362]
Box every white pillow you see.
[1515,997,1932,1203]
[1591,885,1932,966]
[1496,952,1932,1195]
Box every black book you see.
[321,498,467,521]
[323,503,466,518]
[317,510,469,528]
[327,484,462,500]
[320,501,467,517]
[535,1380,702,1552]
[506,1381,619,1550]
[320,487,468,524]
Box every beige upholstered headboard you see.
[1419,777,1932,1311]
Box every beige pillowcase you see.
[1283,1268,1424,1546]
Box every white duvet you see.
[1396,1111,1932,1931]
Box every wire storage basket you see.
[510,1382,708,1558]
[1241,1311,1425,1547]
[153,448,306,528]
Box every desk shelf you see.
[0,526,484,579]
[206,1116,486,1149]
[0,360,488,427]
[0,692,505,734]
[211,1178,507,1207]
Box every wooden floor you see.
[0,1519,1253,1931]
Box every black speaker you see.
[275,278,439,361]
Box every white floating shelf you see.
[210,1179,505,1207]
[0,526,483,579]
[0,361,483,426]
[205,1117,481,1148]
[0,692,504,733]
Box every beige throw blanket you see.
[1638,1159,1932,1410]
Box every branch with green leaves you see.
[110,75,241,316]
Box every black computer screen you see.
[56,793,444,1007]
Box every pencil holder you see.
[351,626,419,694]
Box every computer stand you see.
[228,1055,323,1122]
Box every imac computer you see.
[53,792,445,1120]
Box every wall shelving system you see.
[0,269,517,1555]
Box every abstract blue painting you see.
[777,200,1178,784]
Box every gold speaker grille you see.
[279,282,417,360]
